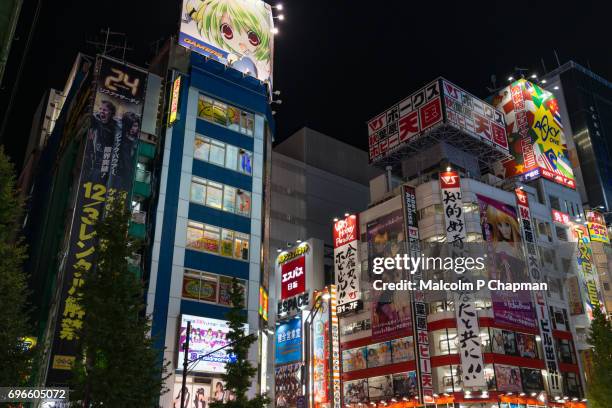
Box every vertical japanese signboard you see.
[401,185,433,403]
[491,79,575,188]
[439,170,486,387]
[367,80,443,163]
[277,244,310,318]
[515,188,562,395]
[168,74,181,125]
[333,215,361,314]
[313,291,330,408]
[572,225,605,319]
[48,56,147,384]
[329,286,341,408]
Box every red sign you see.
[551,209,570,225]
[281,256,306,299]
[439,170,461,189]
[333,215,359,248]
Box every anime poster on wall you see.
[179,0,274,83]
[391,336,415,363]
[477,194,537,329]
[344,379,368,404]
[342,347,367,372]
[275,363,303,408]
[392,372,418,398]
[495,364,523,393]
[367,375,394,400]
[366,341,393,368]
[521,368,544,394]
[516,333,538,359]
[491,79,575,188]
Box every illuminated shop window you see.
[194,135,253,175]
[190,177,251,218]
[197,94,255,136]
[186,221,249,261]
[433,364,462,394]
[430,329,458,356]
[181,269,246,306]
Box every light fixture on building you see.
[536,335,541,341]
[344,212,350,217]
[322,292,331,300]
[274,3,283,10]
[333,217,339,222]
[296,239,302,243]
[554,86,559,90]
[271,27,279,34]
[276,248,282,253]
[446,166,452,172]
[519,392,525,396]
[531,392,537,397]
[274,14,285,20]
[508,76,514,81]
[542,79,547,84]
[531,74,537,79]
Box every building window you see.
[433,365,462,394]
[186,221,249,261]
[182,269,247,306]
[563,372,583,398]
[556,338,576,364]
[555,226,568,241]
[197,94,255,136]
[549,195,561,211]
[190,177,251,218]
[430,328,458,356]
[604,282,610,291]
[537,220,552,242]
[194,135,253,175]
[340,318,371,337]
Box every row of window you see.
[342,337,414,373]
[186,221,249,261]
[182,269,246,306]
[198,94,255,136]
[190,177,251,217]
[194,136,253,175]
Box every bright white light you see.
[296,239,302,243]
[508,76,514,81]
[554,86,559,90]
[333,217,339,222]
[542,79,547,84]
[278,14,285,21]
[276,3,283,10]
[446,166,452,172]
[271,27,279,34]
[536,335,541,341]
[322,293,331,300]
[344,213,350,217]
[531,74,537,78]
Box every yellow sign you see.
[277,243,310,265]
[168,75,181,125]
[587,221,610,243]
[52,355,75,370]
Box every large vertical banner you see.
[48,56,147,384]
[401,185,433,403]
[439,171,486,387]
[491,79,575,188]
[275,316,302,365]
[178,0,274,83]
[333,215,361,314]
[329,286,341,408]
[572,225,605,319]
[514,188,562,395]
[476,194,537,329]
[367,210,412,341]
[313,292,330,408]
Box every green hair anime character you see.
[185,0,273,81]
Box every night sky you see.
[1,0,611,169]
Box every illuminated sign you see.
[259,286,268,321]
[551,209,571,225]
[333,215,361,310]
[586,210,609,243]
[277,243,310,265]
[168,75,181,125]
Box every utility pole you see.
[181,320,191,408]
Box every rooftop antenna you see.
[553,50,561,68]
[540,58,548,75]
[86,28,133,61]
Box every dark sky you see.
[2,0,612,169]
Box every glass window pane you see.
[219,276,245,306]
[190,179,206,204]
[206,181,223,209]
[209,140,225,166]
[221,229,234,257]
[202,225,220,253]
[227,106,241,132]
[182,271,202,300]
[186,222,204,250]
[241,111,254,136]
[234,232,249,260]
[225,144,238,171]
[198,96,213,120]
[194,137,210,161]
[236,190,251,217]
[198,273,219,303]
[213,100,228,126]
[223,186,237,214]
[238,150,253,175]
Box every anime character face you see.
[219,12,261,57]
[496,221,513,241]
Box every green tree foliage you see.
[0,146,32,386]
[586,307,612,408]
[70,195,167,406]
[209,278,269,408]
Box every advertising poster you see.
[342,347,367,372]
[179,0,274,83]
[275,316,302,365]
[491,79,575,188]
[391,336,415,363]
[567,276,584,315]
[490,328,505,354]
[333,215,361,311]
[275,362,302,408]
[477,194,537,329]
[169,379,211,408]
[178,315,247,373]
[572,225,604,318]
[520,368,544,394]
[367,210,412,341]
[516,333,537,359]
[48,56,147,382]
[502,330,518,356]
[344,379,368,404]
[392,371,418,398]
[313,293,330,407]
[494,364,523,393]
[367,375,394,400]
[586,210,610,243]
[366,341,393,368]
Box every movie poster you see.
[392,371,418,398]
[275,363,302,408]
[367,375,394,400]
[367,210,412,341]
[48,56,148,383]
[344,379,368,404]
[367,341,393,368]
[179,0,274,83]
[495,364,523,393]
[477,194,537,329]
[342,347,367,372]
[391,336,415,363]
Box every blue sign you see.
[275,316,302,365]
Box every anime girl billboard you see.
[180,0,274,83]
